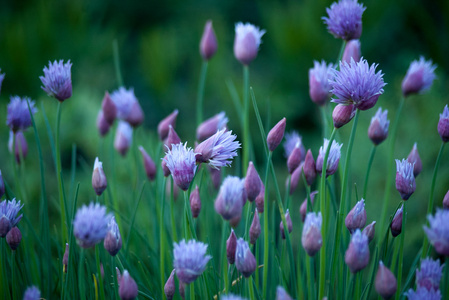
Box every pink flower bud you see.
[368,107,389,145]
[407,143,422,177]
[300,191,318,222]
[280,209,293,239]
[267,118,286,152]
[332,104,356,128]
[158,109,178,141]
[395,159,415,200]
[97,110,111,136]
[92,157,108,196]
[119,270,138,300]
[255,184,265,213]
[164,269,176,300]
[375,261,397,299]
[101,91,117,125]
[303,150,316,186]
[233,23,265,65]
[345,199,367,234]
[302,212,322,256]
[342,40,361,64]
[189,185,201,218]
[125,101,144,127]
[161,156,171,177]
[235,238,256,277]
[249,208,261,244]
[390,205,403,237]
[287,144,304,174]
[438,105,449,142]
[345,229,370,273]
[200,20,218,60]
[114,121,133,156]
[226,229,237,264]
[196,112,228,142]
[6,226,21,250]
[138,146,156,181]
[165,125,181,151]
[362,221,376,243]
[288,162,303,195]
[245,162,261,202]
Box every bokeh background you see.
[1,0,448,295]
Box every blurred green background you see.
[1,0,449,293]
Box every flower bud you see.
[235,238,256,277]
[333,104,356,128]
[200,20,218,60]
[362,221,376,243]
[375,261,397,299]
[401,57,436,97]
[165,125,181,151]
[390,205,403,237]
[345,229,370,273]
[164,269,176,300]
[407,143,422,177]
[280,209,293,239]
[276,286,293,300]
[342,40,361,64]
[101,91,117,125]
[443,190,449,209]
[119,270,138,300]
[226,229,237,264]
[289,163,303,195]
[162,156,171,177]
[63,243,69,273]
[9,130,28,164]
[300,191,318,222]
[196,112,228,142]
[97,110,111,136]
[245,162,261,202]
[287,144,304,174]
[345,199,367,234]
[6,226,21,250]
[255,184,265,213]
[158,109,179,141]
[179,282,185,300]
[395,159,415,200]
[209,166,221,190]
[249,208,261,244]
[125,100,144,127]
[0,170,5,199]
[189,185,201,218]
[104,216,122,256]
[416,257,444,292]
[214,176,245,221]
[114,121,133,156]
[303,149,316,186]
[438,105,449,142]
[92,157,108,196]
[302,212,322,256]
[368,107,389,145]
[308,60,334,106]
[0,216,11,237]
[316,139,342,177]
[233,22,265,65]
[267,118,286,152]
[138,146,156,181]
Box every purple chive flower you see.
[103,216,122,256]
[227,229,237,264]
[332,103,356,128]
[215,176,246,221]
[97,110,110,136]
[276,286,293,300]
[300,191,318,222]
[249,208,261,244]
[233,22,266,65]
[23,285,41,300]
[189,185,201,218]
[114,121,133,156]
[138,146,156,181]
[438,105,449,143]
[196,111,228,142]
[368,107,389,145]
[164,269,176,300]
[316,138,343,177]
[0,69,4,93]
[342,39,361,64]
[173,239,211,284]
[345,229,370,273]
[6,96,37,132]
[405,287,441,300]
[164,143,197,191]
[92,157,107,196]
[6,226,22,250]
[330,58,386,111]
[308,60,335,106]
[416,257,444,291]
[402,56,437,97]
[235,238,256,277]
[362,221,376,243]
[101,91,117,125]
[283,131,304,158]
[345,199,367,234]
[302,212,323,256]
[287,142,305,174]
[158,109,179,141]
[200,20,218,61]
[391,205,403,237]
[195,129,240,169]
[73,202,111,248]
[119,270,138,300]
[245,161,262,202]
[40,60,72,101]
[407,143,422,177]
[375,261,397,299]
[110,87,144,127]
[322,0,366,41]
[423,209,449,256]
[280,209,293,239]
[303,150,317,186]
[0,199,23,237]
[395,159,416,200]
[267,118,287,152]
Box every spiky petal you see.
[173,239,211,284]
[402,56,437,97]
[40,60,72,101]
[164,142,197,191]
[322,0,366,40]
[195,129,240,169]
[395,159,416,200]
[233,22,266,65]
[405,287,441,300]
[423,209,449,256]
[6,96,37,132]
[0,198,24,237]
[73,202,111,248]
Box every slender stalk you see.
[196,61,209,125]
[444,257,449,299]
[95,245,106,300]
[321,105,330,138]
[184,191,197,240]
[55,102,68,243]
[422,142,446,258]
[262,152,272,299]
[336,40,347,66]
[190,283,195,300]
[111,256,120,300]
[160,177,167,299]
[248,277,255,300]
[113,39,124,87]
[11,251,16,300]
[306,256,315,300]
[395,201,406,300]
[79,249,85,299]
[170,180,178,242]
[242,65,250,175]
[362,145,377,200]
[354,272,362,300]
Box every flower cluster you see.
[173,239,211,284]
[40,60,72,101]
[73,202,111,248]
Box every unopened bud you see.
[345,199,367,234]
[280,209,293,239]
[407,143,422,177]
[189,186,201,218]
[97,110,111,136]
[92,157,107,196]
[165,125,181,151]
[255,184,265,213]
[125,101,144,127]
[249,208,261,244]
[287,144,304,174]
[119,270,138,300]
[200,20,218,61]
[267,118,286,152]
[138,146,156,181]
[235,238,256,277]
[390,205,403,237]
[289,163,303,195]
[333,104,355,128]
[443,190,449,209]
[114,121,133,156]
[345,229,370,273]
[158,109,178,141]
[342,40,361,64]
[302,212,322,256]
[375,261,397,299]
[0,170,5,199]
[438,105,449,142]
[6,226,21,250]
[209,166,221,190]
[9,130,28,164]
[101,91,117,125]
[226,229,237,264]
[362,221,376,243]
[300,191,318,222]
[245,162,261,202]
[63,243,69,273]
[303,149,316,186]
[164,269,176,300]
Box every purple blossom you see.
[200,20,218,61]
[233,22,266,65]
[395,159,416,200]
[316,138,342,176]
[402,56,437,97]
[438,105,449,142]
[214,176,246,221]
[23,285,41,300]
[196,111,228,142]
[195,129,240,169]
[416,257,444,291]
[40,60,72,101]
[0,199,24,237]
[345,229,370,273]
[330,58,386,111]
[276,286,293,300]
[92,157,107,196]
[164,142,197,191]
[308,60,335,105]
[423,209,449,256]
[104,216,122,256]
[345,199,367,234]
[302,212,323,256]
[6,96,37,132]
[110,87,144,127]
[235,238,256,277]
[283,131,304,158]
[119,270,139,300]
[73,202,111,248]
[322,0,366,40]
[173,239,211,284]
[375,261,397,299]
[368,107,389,145]
[405,286,441,300]
[114,121,133,156]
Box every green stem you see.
[321,105,330,139]
[243,65,250,175]
[161,177,167,299]
[262,151,272,299]
[306,255,315,300]
[362,145,377,200]
[422,142,446,258]
[112,256,120,300]
[190,282,195,300]
[113,39,124,87]
[196,61,209,125]
[354,272,361,300]
[336,40,347,66]
[95,244,106,300]
[79,249,85,299]
[170,180,178,242]
[11,251,16,300]
[248,277,255,300]
[184,191,197,240]
[395,201,406,300]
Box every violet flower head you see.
[330,58,386,111]
[200,20,218,60]
[114,121,133,156]
[104,216,122,256]
[395,159,416,200]
[235,238,256,277]
[215,176,245,221]
[391,205,403,237]
[368,107,389,145]
[6,96,37,132]
[345,199,367,234]
[402,56,437,97]
[309,60,335,106]
[283,131,305,158]
[40,60,72,101]
[342,39,361,64]
[345,229,370,273]
[173,239,211,284]
[276,286,293,300]
[405,287,441,300]
[245,161,262,202]
[0,198,24,237]
[316,138,343,176]
[164,142,197,191]
[322,0,366,40]
[196,111,228,142]
[92,157,107,196]
[407,143,422,177]
[267,118,287,152]
[438,105,449,142]
[138,146,156,181]
[233,22,266,65]
[119,270,138,300]
[416,257,444,291]
[227,229,237,264]
[375,261,397,299]
[23,285,41,300]
[73,202,111,248]
[110,87,144,127]
[195,129,240,169]
[302,212,323,256]
[423,209,449,256]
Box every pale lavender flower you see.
[92,157,107,196]
[119,270,138,300]
[195,129,240,169]
[235,238,256,277]
[73,202,111,248]
[345,229,370,273]
[375,261,397,299]
[196,111,228,142]
[345,199,367,234]
[221,294,248,300]
[200,20,218,60]
[416,257,444,291]
[23,285,41,300]
[173,239,211,284]
[0,198,23,237]
[164,142,197,191]
[342,39,361,63]
[316,138,342,176]
[114,121,133,156]
[110,87,144,127]
[302,212,323,256]
[407,143,422,177]
[233,22,266,65]
[104,216,122,256]
[322,0,366,40]
[438,105,449,142]
[276,286,293,300]
[423,209,449,256]
[330,58,386,111]
[309,60,335,106]
[6,96,37,132]
[402,56,437,97]
[368,107,389,145]
[40,60,72,101]
[283,131,304,158]
[215,176,246,221]
[405,287,441,300]
[395,159,416,200]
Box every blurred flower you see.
[300,191,318,222]
[158,109,179,141]
[438,105,449,143]
[196,111,228,142]
[110,87,144,127]
[179,282,185,300]
[221,295,248,300]
[407,143,422,177]
[215,176,245,221]
[302,212,323,256]
[189,185,201,218]
[362,221,376,243]
[138,146,156,181]
[195,129,240,169]
[303,150,317,186]
[322,0,366,40]
[0,170,5,199]
[267,118,286,152]
[405,286,441,300]
[164,142,197,191]
[444,190,449,210]
[249,208,261,244]
[235,238,256,277]
[308,60,335,106]
[6,96,37,132]
[63,243,69,273]
[114,121,133,156]
[200,20,218,60]
[330,58,386,111]
[233,22,265,65]
[0,198,23,237]
[276,286,293,300]
[345,199,367,234]
[280,209,293,239]
[164,269,176,300]
[104,216,122,256]
[245,161,262,202]
[255,184,265,213]
[332,103,356,128]
[423,209,449,256]
[119,270,138,300]
[342,39,361,63]
[73,202,111,248]
[316,138,343,177]
[395,159,416,200]
[416,257,444,291]
[6,226,21,250]
[101,91,117,125]
[375,261,397,299]
[287,143,305,174]
[97,110,110,136]
[173,239,211,284]
[227,229,237,264]
[23,285,41,300]
[40,60,72,101]
[289,163,303,195]
[390,205,403,237]
[283,131,302,158]
[401,56,436,97]
[345,229,370,273]
[368,107,389,145]
[92,157,107,196]
[9,130,28,164]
